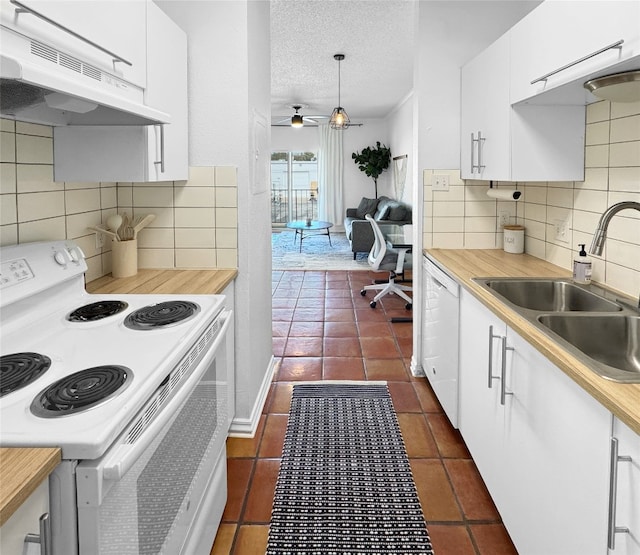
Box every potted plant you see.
[352,141,391,199]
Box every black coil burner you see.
[0,352,51,397]
[67,300,128,322]
[31,365,132,418]
[124,301,200,330]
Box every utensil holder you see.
[111,239,138,278]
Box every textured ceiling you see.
[270,0,416,123]
[270,1,543,126]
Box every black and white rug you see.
[266,383,435,555]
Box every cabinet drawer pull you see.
[500,336,514,405]
[11,0,133,67]
[608,437,632,550]
[531,39,624,85]
[24,512,52,555]
[487,325,501,388]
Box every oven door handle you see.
[102,310,232,481]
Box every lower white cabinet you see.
[459,290,612,555]
[0,480,49,555]
[609,417,640,555]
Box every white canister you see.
[503,225,525,254]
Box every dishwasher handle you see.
[423,257,459,297]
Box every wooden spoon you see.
[106,214,122,241]
[133,214,156,239]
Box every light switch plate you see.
[432,174,450,191]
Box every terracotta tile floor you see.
[211,270,518,555]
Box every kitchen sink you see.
[538,314,640,382]
[476,278,623,313]
[472,277,640,383]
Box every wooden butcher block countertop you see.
[86,268,237,295]
[1,270,236,525]
[0,448,60,526]
[425,248,640,435]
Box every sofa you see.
[344,196,412,259]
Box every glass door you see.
[271,151,318,226]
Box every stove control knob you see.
[72,246,85,261]
[67,248,80,262]
[54,251,68,266]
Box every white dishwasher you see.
[422,255,460,427]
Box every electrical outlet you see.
[432,174,450,191]
[499,210,511,227]
[95,231,104,250]
[554,219,569,242]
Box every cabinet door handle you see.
[470,132,476,174]
[477,131,485,171]
[11,0,133,67]
[25,512,52,555]
[487,325,501,388]
[608,437,632,550]
[154,124,165,173]
[531,39,624,85]
[500,336,514,405]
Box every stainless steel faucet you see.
[589,201,640,256]
[589,201,640,309]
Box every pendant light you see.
[291,105,304,128]
[329,54,350,130]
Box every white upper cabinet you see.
[53,1,188,182]
[510,0,640,105]
[460,33,585,181]
[0,0,147,88]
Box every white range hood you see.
[0,26,169,126]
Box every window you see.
[271,151,318,225]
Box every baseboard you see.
[228,355,277,438]
[410,355,425,377]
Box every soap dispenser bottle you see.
[572,244,592,285]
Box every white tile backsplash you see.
[1,118,238,276]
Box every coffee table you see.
[286,220,333,252]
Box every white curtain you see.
[317,124,344,226]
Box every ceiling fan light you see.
[329,106,350,129]
[291,113,304,127]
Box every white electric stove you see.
[0,240,234,555]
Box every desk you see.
[286,220,333,252]
[379,224,413,323]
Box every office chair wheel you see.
[369,301,377,308]
[405,303,412,310]
[360,289,367,296]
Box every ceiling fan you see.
[272,105,363,128]
[272,105,330,127]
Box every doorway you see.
[271,151,318,227]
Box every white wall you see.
[158,0,273,435]
[387,93,414,206]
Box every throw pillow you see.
[388,204,407,221]
[356,197,379,219]
[374,204,390,220]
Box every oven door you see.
[75,309,232,555]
